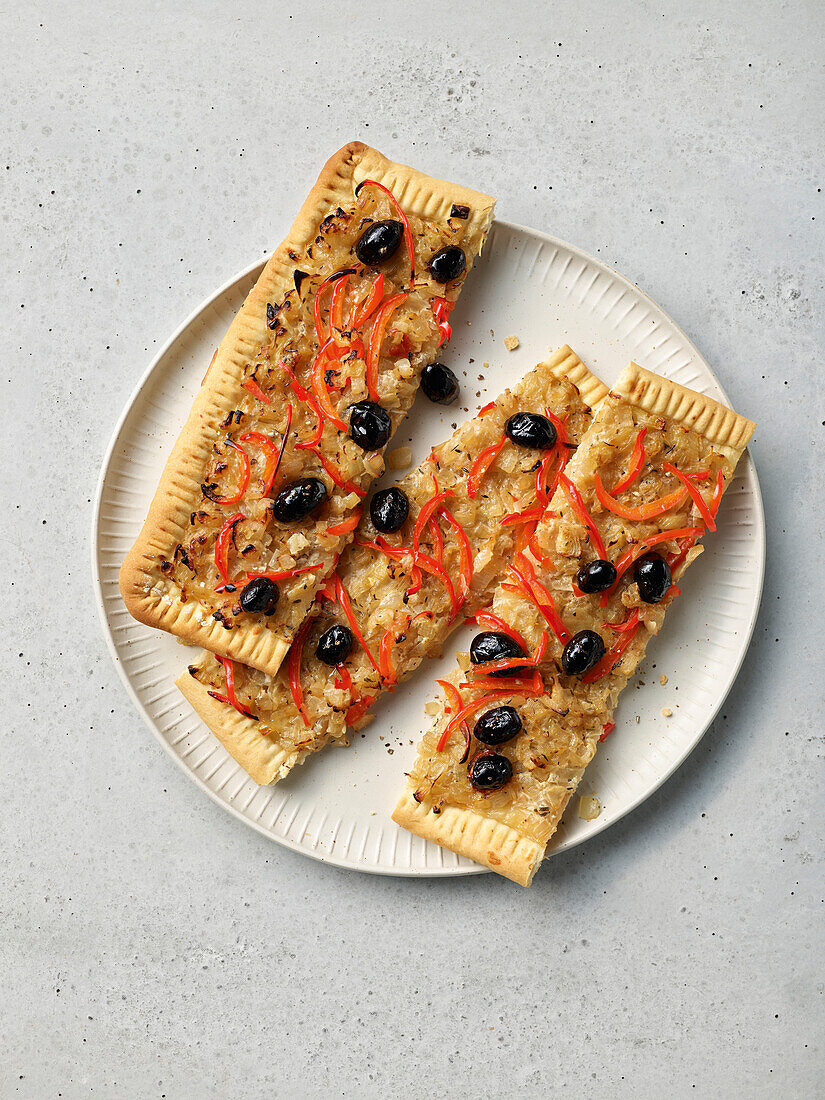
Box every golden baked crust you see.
[120,142,495,677]
[394,364,755,884]
[179,348,607,784]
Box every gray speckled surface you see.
[2,2,823,1096]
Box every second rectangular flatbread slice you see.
[393,364,755,885]
[177,347,607,784]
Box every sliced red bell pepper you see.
[379,627,398,686]
[465,609,531,654]
[501,504,545,527]
[345,692,375,727]
[334,663,352,692]
[581,619,641,684]
[467,438,505,499]
[244,563,323,584]
[432,296,455,346]
[611,526,703,589]
[214,512,246,590]
[329,273,351,347]
[602,609,641,633]
[599,721,616,742]
[478,400,497,417]
[437,678,463,716]
[437,677,545,752]
[207,658,256,718]
[559,473,608,559]
[239,425,289,498]
[204,441,250,506]
[242,378,271,404]
[351,273,385,328]
[365,292,407,401]
[310,343,349,432]
[313,268,356,345]
[611,427,648,495]
[288,616,316,727]
[324,509,363,536]
[335,576,381,675]
[593,474,688,523]
[355,179,416,283]
[506,562,570,644]
[438,504,474,610]
[662,462,717,531]
[306,444,366,498]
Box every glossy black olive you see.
[504,412,557,450]
[634,552,672,604]
[575,559,618,594]
[239,576,280,615]
[561,630,606,677]
[315,624,355,666]
[428,246,466,283]
[470,631,526,678]
[272,477,328,523]
[420,362,459,405]
[349,401,392,451]
[469,752,513,791]
[370,487,409,533]
[355,220,404,266]
[474,706,523,746]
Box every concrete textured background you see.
[2,1,823,1096]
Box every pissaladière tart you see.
[120,142,495,677]
[176,347,608,784]
[393,364,755,886]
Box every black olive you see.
[469,752,513,791]
[575,559,618,594]
[428,246,466,283]
[239,576,280,614]
[349,401,392,451]
[561,630,606,677]
[474,706,523,746]
[355,220,404,266]
[315,624,355,666]
[470,631,526,678]
[421,362,459,405]
[505,412,557,450]
[634,552,672,604]
[272,478,328,523]
[370,487,409,533]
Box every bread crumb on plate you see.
[504,334,520,351]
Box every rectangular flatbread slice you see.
[120,142,495,677]
[393,363,756,885]
[177,347,607,784]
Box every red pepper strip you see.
[279,361,325,450]
[600,721,616,742]
[415,551,458,617]
[662,462,717,532]
[318,575,338,602]
[465,609,531,654]
[536,451,561,509]
[310,344,349,432]
[334,664,352,691]
[379,627,398,685]
[478,400,496,417]
[438,504,474,610]
[355,179,416,283]
[545,408,570,445]
[244,564,323,583]
[559,473,608,560]
[242,378,271,404]
[306,444,366,498]
[667,584,682,598]
[288,616,316,727]
[295,397,324,450]
[506,563,571,644]
[460,671,544,695]
[329,274,350,347]
[345,693,375,727]
[218,657,255,718]
[324,509,363,536]
[432,296,456,347]
[355,538,410,562]
[593,473,688,523]
[413,489,453,559]
[313,268,356,345]
[335,576,381,675]
[351,273,385,328]
[412,610,434,622]
[214,512,246,589]
[206,441,250,506]
[467,439,505,499]
[437,679,545,752]
[365,292,408,401]
[280,359,311,401]
[603,609,641,633]
[239,431,281,497]
[437,678,463,716]
[501,505,545,527]
[525,527,555,570]
[669,473,726,574]
[610,526,703,592]
[611,427,648,495]
[479,632,549,675]
[428,514,444,566]
[581,620,641,684]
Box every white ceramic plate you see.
[93,220,764,877]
